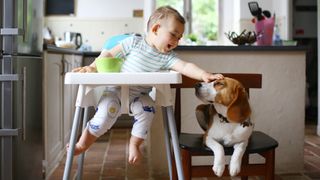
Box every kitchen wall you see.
[45,0,144,51]
[76,0,143,18]
[45,0,294,50]
[45,17,143,51]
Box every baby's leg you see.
[129,95,155,164]
[67,91,121,155]
[128,135,144,164]
[72,128,97,155]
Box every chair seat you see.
[179,131,278,155]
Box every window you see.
[156,0,218,44]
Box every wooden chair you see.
[171,73,279,180]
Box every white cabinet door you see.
[62,54,83,144]
[43,52,64,177]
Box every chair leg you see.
[265,149,275,180]
[241,154,249,180]
[181,149,191,180]
[171,151,178,180]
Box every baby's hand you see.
[202,73,224,83]
[72,66,97,73]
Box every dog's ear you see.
[227,86,251,123]
[196,104,215,131]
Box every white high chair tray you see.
[65,71,182,85]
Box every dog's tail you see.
[195,104,215,131]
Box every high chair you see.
[62,71,186,180]
[171,73,279,180]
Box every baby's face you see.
[154,17,184,53]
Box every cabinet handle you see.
[53,62,63,76]
[61,58,68,76]
[22,67,27,141]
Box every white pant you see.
[87,89,155,139]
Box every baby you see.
[70,6,223,164]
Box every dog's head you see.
[195,77,251,123]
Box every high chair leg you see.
[76,107,90,180]
[63,107,83,180]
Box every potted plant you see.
[206,31,217,45]
[186,33,198,45]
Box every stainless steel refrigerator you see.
[0,0,44,179]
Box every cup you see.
[95,57,122,72]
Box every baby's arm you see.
[72,44,123,73]
[171,60,223,82]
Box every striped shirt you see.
[116,35,180,97]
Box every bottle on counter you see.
[272,24,282,46]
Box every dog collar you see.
[217,113,253,127]
[217,113,229,123]
[241,120,253,127]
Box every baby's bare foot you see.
[66,143,86,156]
[128,143,142,164]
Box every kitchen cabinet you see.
[43,50,83,178]
[43,52,64,177]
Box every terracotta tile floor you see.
[48,125,320,180]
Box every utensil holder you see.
[255,17,274,45]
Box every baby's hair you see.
[147,6,185,32]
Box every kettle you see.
[64,32,82,49]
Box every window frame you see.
[154,0,219,42]
[183,0,192,35]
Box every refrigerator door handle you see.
[22,0,28,41]
[22,67,27,140]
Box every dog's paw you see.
[229,161,241,176]
[212,164,225,177]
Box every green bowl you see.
[95,57,122,72]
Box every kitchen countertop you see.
[175,45,307,51]
[44,44,307,57]
[44,44,83,55]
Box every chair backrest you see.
[171,73,262,133]
[103,33,141,50]
[103,34,132,50]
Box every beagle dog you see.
[195,77,253,177]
